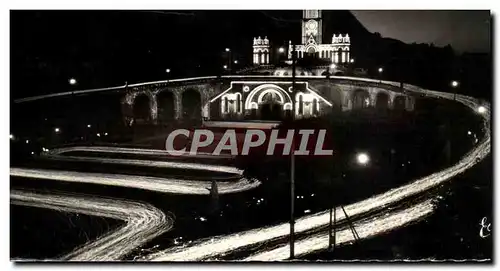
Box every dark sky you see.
[351,10,491,53]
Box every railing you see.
[14,75,425,104]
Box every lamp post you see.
[225,48,232,74]
[289,43,297,260]
[166,68,171,82]
[477,105,487,114]
[356,152,370,166]
[278,47,285,66]
[451,80,459,100]
[378,67,383,83]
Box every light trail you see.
[11,190,173,261]
[243,199,434,261]
[10,168,260,195]
[46,146,235,160]
[143,89,490,261]
[41,153,243,175]
[10,84,490,261]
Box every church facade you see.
[253,10,352,65]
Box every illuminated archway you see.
[244,84,292,110]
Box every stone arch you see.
[156,90,175,123]
[318,84,342,112]
[351,88,370,109]
[393,95,407,111]
[375,92,390,110]
[182,88,202,120]
[133,93,151,124]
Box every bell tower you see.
[302,10,322,45]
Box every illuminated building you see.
[253,10,352,66]
[253,36,270,65]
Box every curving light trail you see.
[10,87,490,261]
[143,89,490,261]
[11,189,173,261]
[46,146,235,160]
[41,153,243,175]
[10,167,260,195]
[243,199,434,261]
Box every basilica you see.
[253,10,352,65]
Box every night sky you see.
[10,10,492,99]
[352,10,491,53]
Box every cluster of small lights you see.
[296,195,305,199]
[173,237,183,245]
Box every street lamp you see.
[224,48,232,73]
[223,65,228,69]
[378,67,383,73]
[69,78,77,85]
[234,60,238,64]
[350,58,355,63]
[166,68,171,82]
[279,47,285,53]
[356,152,370,166]
[378,67,383,83]
[477,105,487,114]
[451,80,459,100]
[54,127,61,133]
[330,63,336,70]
